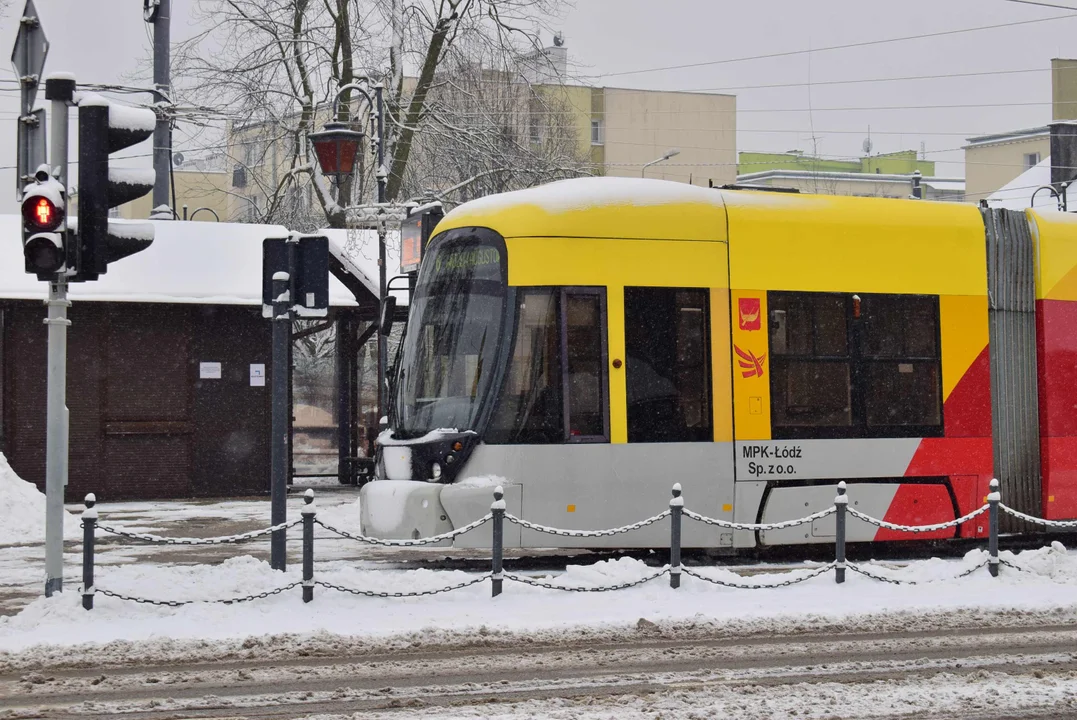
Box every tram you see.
[359,177,1077,549]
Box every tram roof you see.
[437,177,987,243]
[437,177,729,242]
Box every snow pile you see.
[7,545,1077,657]
[0,453,81,547]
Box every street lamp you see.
[308,121,365,187]
[310,79,390,426]
[642,148,680,178]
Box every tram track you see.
[5,622,1077,719]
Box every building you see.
[226,40,737,220]
[739,149,934,176]
[964,58,1077,204]
[735,151,962,201]
[0,220,376,500]
[964,127,1049,205]
[116,154,235,222]
[733,168,964,201]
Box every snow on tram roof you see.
[447,177,727,217]
[0,216,365,306]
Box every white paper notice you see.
[199,362,222,380]
[250,364,266,387]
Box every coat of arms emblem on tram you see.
[738,297,761,331]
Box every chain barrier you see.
[681,563,835,589]
[846,504,988,534]
[315,574,490,598]
[314,513,492,546]
[1000,504,1077,529]
[93,518,302,546]
[846,560,988,585]
[504,510,670,538]
[503,567,669,592]
[93,582,302,607]
[683,506,835,532]
[81,481,1077,608]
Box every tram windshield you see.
[392,231,507,438]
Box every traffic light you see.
[20,164,67,279]
[73,95,156,281]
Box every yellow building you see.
[964,127,1049,205]
[964,58,1077,204]
[115,165,234,222]
[224,41,737,219]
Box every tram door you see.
[623,286,735,547]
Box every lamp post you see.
[642,148,680,178]
[309,80,390,425]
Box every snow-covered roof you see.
[321,228,405,303]
[965,126,1050,149]
[736,169,965,193]
[0,216,361,306]
[985,157,1060,211]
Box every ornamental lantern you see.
[308,121,365,186]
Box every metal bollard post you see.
[834,482,847,584]
[988,478,1000,578]
[302,489,316,602]
[491,486,505,597]
[82,494,97,610]
[670,483,683,589]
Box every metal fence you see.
[78,479,1066,609]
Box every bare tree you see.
[174,0,586,230]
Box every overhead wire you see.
[582,12,1077,79]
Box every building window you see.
[488,287,609,444]
[232,164,247,189]
[625,287,711,442]
[769,291,942,439]
[1025,152,1041,170]
[590,119,603,145]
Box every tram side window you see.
[487,287,610,443]
[767,291,943,439]
[486,289,564,444]
[860,295,942,430]
[565,291,607,439]
[625,287,712,442]
[769,293,853,431]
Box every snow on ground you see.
[297,671,1077,720]
[0,453,81,546]
[4,542,1077,660]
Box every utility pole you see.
[145,0,171,214]
[374,84,389,424]
[43,73,73,597]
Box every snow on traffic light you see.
[20,164,67,279]
[73,94,156,281]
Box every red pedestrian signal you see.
[20,169,68,279]
[23,195,62,231]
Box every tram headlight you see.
[432,462,442,480]
[445,453,456,464]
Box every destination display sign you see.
[429,242,502,281]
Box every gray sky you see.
[1,0,1075,213]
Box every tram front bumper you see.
[359,480,454,542]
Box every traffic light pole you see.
[43,75,73,597]
[269,241,296,571]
